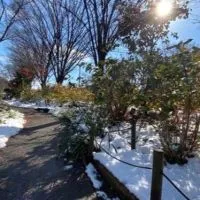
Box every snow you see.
[4,99,53,109]
[94,125,200,200]
[31,80,41,90]
[4,99,72,118]
[96,191,111,199]
[96,191,120,200]
[85,163,103,189]
[0,109,24,148]
[86,163,120,200]
[63,165,73,171]
[4,100,200,199]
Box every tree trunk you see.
[97,50,107,75]
[41,81,47,90]
[56,75,65,85]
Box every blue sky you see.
[1,1,200,82]
[0,42,9,64]
[170,0,200,45]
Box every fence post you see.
[130,119,136,149]
[150,149,164,200]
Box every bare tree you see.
[80,0,121,73]
[0,0,26,43]
[12,0,57,88]
[9,44,35,77]
[12,0,88,86]
[50,0,88,84]
[84,0,120,71]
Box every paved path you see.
[0,108,96,200]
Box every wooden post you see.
[150,149,164,200]
[131,119,136,149]
[125,107,139,150]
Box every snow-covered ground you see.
[94,126,200,200]
[0,109,24,148]
[4,99,72,117]
[4,99,53,109]
[86,163,103,189]
[4,99,200,199]
[86,163,119,200]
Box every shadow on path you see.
[19,121,60,135]
[0,108,96,200]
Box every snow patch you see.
[94,125,200,200]
[85,163,102,189]
[0,110,24,148]
[4,99,55,110]
[63,165,73,171]
[96,191,120,200]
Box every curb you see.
[92,159,139,200]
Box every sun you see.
[156,0,173,17]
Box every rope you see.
[162,172,191,200]
[73,119,191,200]
[96,137,191,200]
[96,140,152,170]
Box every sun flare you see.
[156,0,173,17]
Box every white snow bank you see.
[63,165,73,171]
[86,163,119,200]
[5,99,38,109]
[0,110,24,148]
[96,191,120,200]
[94,126,200,200]
[4,99,69,117]
[96,191,110,199]
[4,99,53,109]
[86,163,103,189]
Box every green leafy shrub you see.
[0,106,17,124]
[92,60,138,122]
[0,118,5,124]
[8,109,17,118]
[59,105,108,163]
[0,91,3,100]
[8,66,34,98]
[21,88,43,102]
[154,46,200,164]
